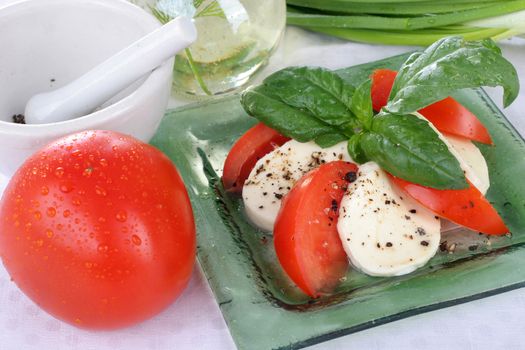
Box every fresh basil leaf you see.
[315,133,348,148]
[262,66,356,127]
[350,79,373,130]
[347,133,368,164]
[241,85,345,143]
[359,112,468,189]
[388,36,519,114]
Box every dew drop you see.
[84,262,93,269]
[59,183,72,193]
[115,211,127,222]
[34,211,42,220]
[95,186,107,197]
[97,244,109,253]
[99,158,108,167]
[72,197,81,206]
[46,207,56,217]
[41,186,49,195]
[83,168,93,178]
[71,150,82,157]
[131,235,142,246]
[63,210,71,218]
[54,167,65,178]
[46,229,54,238]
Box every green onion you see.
[286,0,525,45]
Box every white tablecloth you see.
[1,27,525,350]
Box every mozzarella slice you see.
[243,140,352,231]
[413,112,489,194]
[337,162,441,277]
[444,134,489,194]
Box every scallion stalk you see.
[286,0,525,45]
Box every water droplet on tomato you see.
[34,211,42,220]
[97,244,109,253]
[131,235,142,246]
[72,197,81,206]
[84,262,93,269]
[31,167,38,175]
[115,211,127,222]
[63,210,71,218]
[41,186,49,195]
[83,168,93,178]
[46,207,56,217]
[35,239,43,247]
[61,182,75,193]
[71,149,82,157]
[95,186,107,197]
[54,167,65,178]
[46,229,54,238]
[99,158,108,167]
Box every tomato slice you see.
[222,123,290,193]
[274,161,358,297]
[370,69,493,144]
[390,175,508,235]
[371,69,397,112]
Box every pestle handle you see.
[25,16,196,124]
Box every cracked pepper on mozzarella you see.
[242,140,352,231]
[337,162,441,277]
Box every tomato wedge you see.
[390,175,508,235]
[274,161,358,298]
[370,69,492,144]
[222,123,290,193]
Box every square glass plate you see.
[150,53,525,350]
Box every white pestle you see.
[24,16,196,124]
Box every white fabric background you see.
[1,27,525,350]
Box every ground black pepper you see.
[344,171,357,183]
[12,114,26,124]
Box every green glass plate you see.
[150,53,525,350]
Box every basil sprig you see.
[240,36,519,189]
[387,37,519,114]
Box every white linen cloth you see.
[1,27,525,350]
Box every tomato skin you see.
[370,69,492,144]
[274,161,357,298]
[418,97,492,145]
[0,130,196,329]
[222,123,290,193]
[370,69,397,112]
[390,175,508,235]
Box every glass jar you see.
[130,0,286,97]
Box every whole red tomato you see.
[0,130,195,329]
